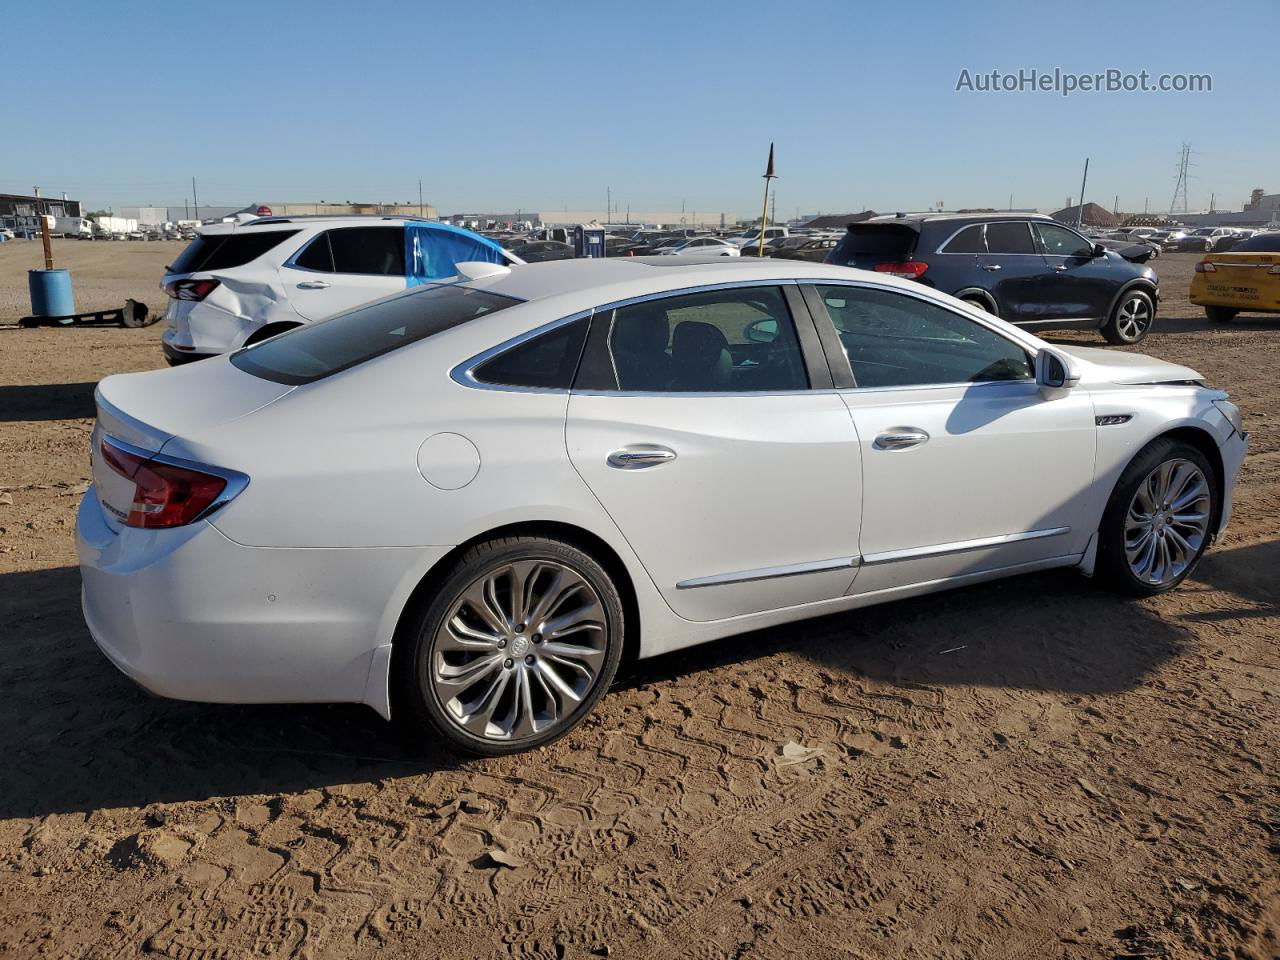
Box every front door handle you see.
[1052,265,1067,273]
[607,446,677,469]
[874,430,929,450]
[981,263,1002,272]
[296,280,330,289]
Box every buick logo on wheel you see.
[510,636,529,657]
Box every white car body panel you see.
[566,392,862,621]
[841,380,1097,594]
[77,259,1249,719]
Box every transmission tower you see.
[1169,142,1191,215]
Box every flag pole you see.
[758,142,777,257]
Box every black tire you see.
[1205,306,1238,323]
[1101,288,1155,345]
[394,536,625,757]
[1095,437,1218,596]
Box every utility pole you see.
[418,179,423,217]
[1009,193,1013,211]
[191,177,199,224]
[607,186,611,224]
[1076,158,1089,227]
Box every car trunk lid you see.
[91,358,291,532]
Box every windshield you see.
[231,284,520,385]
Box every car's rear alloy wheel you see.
[397,537,624,756]
[1096,438,1217,595]
[1103,290,1155,345]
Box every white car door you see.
[279,225,407,320]
[804,283,1097,595]
[566,283,863,622]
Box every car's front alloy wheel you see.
[1103,290,1155,345]
[1097,438,1217,595]
[1122,458,1211,587]
[397,536,624,756]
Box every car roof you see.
[453,256,922,312]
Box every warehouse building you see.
[0,192,82,236]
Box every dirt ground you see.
[0,241,1277,960]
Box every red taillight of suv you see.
[873,261,929,279]
[165,278,221,301]
[100,439,228,528]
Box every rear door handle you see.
[1052,265,1067,273]
[874,430,929,450]
[981,263,1002,272]
[296,280,330,289]
[607,446,677,469]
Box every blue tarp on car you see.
[405,222,508,286]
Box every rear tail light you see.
[873,261,929,279]
[1195,261,1215,273]
[100,439,233,528]
[165,278,221,301]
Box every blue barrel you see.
[29,269,76,318]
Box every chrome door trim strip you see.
[861,526,1070,566]
[676,555,859,590]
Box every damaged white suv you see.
[160,216,520,364]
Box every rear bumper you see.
[76,490,449,714]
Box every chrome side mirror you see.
[1036,348,1080,397]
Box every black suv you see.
[825,213,1159,344]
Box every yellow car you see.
[1190,231,1280,322]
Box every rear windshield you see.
[169,230,300,273]
[1231,233,1280,252]
[828,225,916,266]
[230,284,520,385]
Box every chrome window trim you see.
[450,311,593,395]
[99,433,250,523]
[677,555,859,590]
[861,526,1070,566]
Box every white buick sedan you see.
[78,258,1248,755]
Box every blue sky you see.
[5,0,1275,217]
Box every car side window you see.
[1035,223,1093,258]
[293,233,335,272]
[326,226,406,276]
[815,285,1034,389]
[941,224,987,254]
[473,317,590,390]
[984,221,1037,254]
[606,286,809,392]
